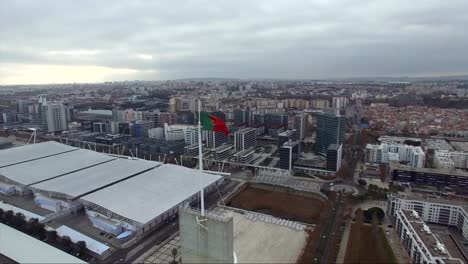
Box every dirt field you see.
[344,224,397,264]
[228,186,327,224]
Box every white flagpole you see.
[198,99,205,216]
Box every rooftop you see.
[56,225,109,256]
[0,223,86,264]
[401,210,461,260]
[450,141,468,152]
[234,148,255,157]
[379,135,422,144]
[0,141,76,168]
[30,158,160,199]
[282,141,299,148]
[328,144,342,151]
[0,137,13,148]
[0,149,114,186]
[278,130,296,137]
[390,162,468,177]
[238,127,257,133]
[78,109,113,116]
[215,144,233,152]
[425,139,454,151]
[80,164,222,225]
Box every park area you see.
[228,185,328,224]
[344,223,397,264]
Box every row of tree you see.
[365,184,389,200]
[0,208,88,260]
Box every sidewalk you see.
[336,220,351,263]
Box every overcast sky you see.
[1,0,468,84]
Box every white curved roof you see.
[0,149,114,186]
[31,158,160,198]
[81,164,222,224]
[0,141,76,167]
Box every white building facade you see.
[395,209,464,264]
[234,127,257,152]
[388,194,468,241]
[365,143,426,168]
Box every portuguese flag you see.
[200,112,229,136]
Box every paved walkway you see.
[133,234,181,264]
[386,221,411,263]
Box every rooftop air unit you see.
[423,224,431,234]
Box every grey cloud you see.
[1,0,468,82]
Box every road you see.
[314,193,344,264]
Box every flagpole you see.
[198,99,205,216]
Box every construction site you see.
[227,183,328,225]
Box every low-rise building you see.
[395,209,464,264]
[233,147,255,163]
[184,144,201,156]
[390,162,468,189]
[213,144,233,161]
[365,143,425,168]
[388,194,468,241]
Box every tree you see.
[355,208,364,226]
[336,163,350,179]
[46,230,58,244]
[363,207,385,224]
[60,236,73,252]
[0,208,4,221]
[4,210,14,225]
[27,218,46,239]
[13,212,27,231]
[170,248,178,264]
[379,165,387,182]
[74,241,87,256]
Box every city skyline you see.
[1,0,468,85]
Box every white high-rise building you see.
[184,127,198,146]
[365,144,383,163]
[39,98,68,133]
[365,143,425,168]
[234,128,257,152]
[408,147,425,168]
[202,130,228,149]
[434,151,455,171]
[332,97,349,109]
[450,151,468,169]
[148,127,164,140]
[434,150,468,170]
[164,124,198,145]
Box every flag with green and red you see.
[200,112,229,136]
